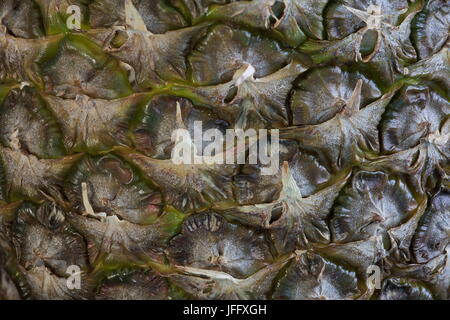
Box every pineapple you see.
[0,0,449,300]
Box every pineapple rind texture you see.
[0,0,449,300]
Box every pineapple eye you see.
[331,171,418,243]
[1,0,44,39]
[325,0,409,40]
[188,24,291,86]
[0,87,65,159]
[378,278,433,300]
[359,29,379,60]
[274,251,360,300]
[223,85,238,104]
[269,204,283,225]
[64,155,162,224]
[168,212,273,279]
[89,0,186,33]
[291,66,381,126]
[271,1,286,19]
[9,202,91,299]
[269,1,286,27]
[97,269,168,300]
[412,190,450,263]
[380,85,449,154]
[110,30,129,48]
[412,0,450,59]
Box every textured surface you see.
[0,0,449,300]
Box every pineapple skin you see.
[0,0,449,300]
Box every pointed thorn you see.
[124,0,149,33]
[175,102,185,128]
[81,182,95,216]
[345,79,363,115]
[343,5,369,22]
[344,5,382,28]
[282,161,289,179]
[233,64,256,86]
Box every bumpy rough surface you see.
[0,0,448,300]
